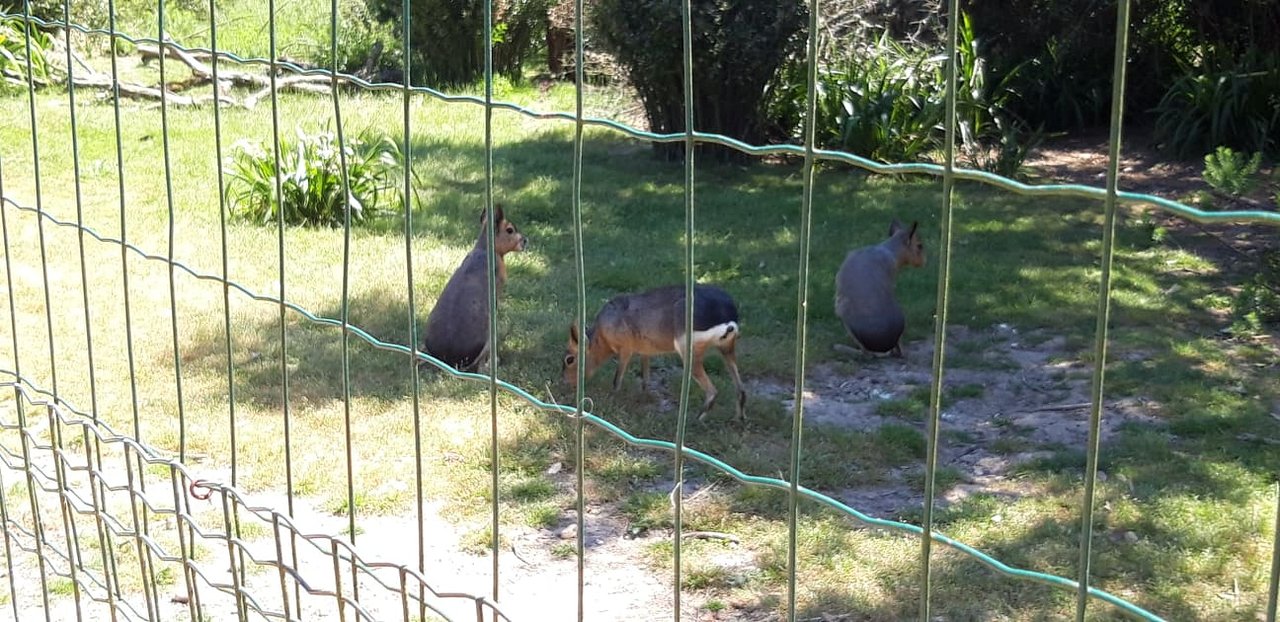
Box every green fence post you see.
[1076,0,1132,619]
[919,0,962,617]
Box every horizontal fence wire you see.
[0,371,511,622]
[6,7,1280,622]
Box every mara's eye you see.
[564,354,576,367]
[505,226,515,234]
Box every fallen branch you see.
[1029,404,1090,412]
[138,41,344,96]
[2,68,51,87]
[680,531,740,544]
[139,44,217,65]
[69,72,235,107]
[242,75,333,108]
[1237,433,1280,446]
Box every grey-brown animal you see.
[423,205,528,372]
[562,284,746,421]
[834,219,926,357]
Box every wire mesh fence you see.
[1,0,1279,620]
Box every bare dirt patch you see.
[1024,129,1278,272]
[755,323,1163,519]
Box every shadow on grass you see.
[172,127,1274,621]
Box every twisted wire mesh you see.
[0,371,509,622]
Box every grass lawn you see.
[1,30,1278,622]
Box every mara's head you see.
[478,204,529,255]
[561,322,597,386]
[888,219,925,268]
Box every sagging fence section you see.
[1,0,1279,620]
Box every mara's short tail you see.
[692,321,739,346]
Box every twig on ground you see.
[680,531,740,544]
[1237,433,1280,446]
[685,481,719,503]
[509,544,534,567]
[1028,402,1092,413]
[832,343,863,357]
[1019,371,1052,395]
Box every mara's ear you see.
[568,322,579,344]
[493,203,505,226]
[889,218,904,237]
[908,221,919,238]
[478,207,489,224]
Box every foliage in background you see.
[960,0,1280,149]
[1,0,110,28]
[0,15,52,91]
[366,0,551,87]
[1154,48,1280,159]
[224,130,403,228]
[1201,146,1262,196]
[1230,250,1280,338]
[306,0,402,79]
[765,11,1038,175]
[592,0,807,161]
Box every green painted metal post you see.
[1076,1,1132,619]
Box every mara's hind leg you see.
[471,340,499,374]
[613,350,633,391]
[640,356,652,391]
[720,339,746,421]
[675,336,718,421]
[690,346,719,422]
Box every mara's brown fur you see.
[562,284,746,421]
[423,205,528,371]
[834,219,925,357]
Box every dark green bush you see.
[306,0,402,78]
[592,0,806,161]
[765,11,1037,174]
[225,131,403,228]
[1154,49,1280,159]
[367,0,551,87]
[962,0,1280,143]
[2,0,110,29]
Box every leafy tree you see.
[592,0,806,161]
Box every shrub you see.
[765,11,1037,174]
[1230,275,1280,338]
[2,0,110,29]
[305,0,402,79]
[592,0,807,161]
[1202,146,1262,196]
[366,0,551,87]
[1153,49,1280,159]
[0,16,52,91]
[224,130,402,228]
[1230,250,1280,338]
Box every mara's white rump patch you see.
[692,321,739,344]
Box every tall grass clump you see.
[224,130,403,228]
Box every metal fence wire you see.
[0,0,1279,619]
